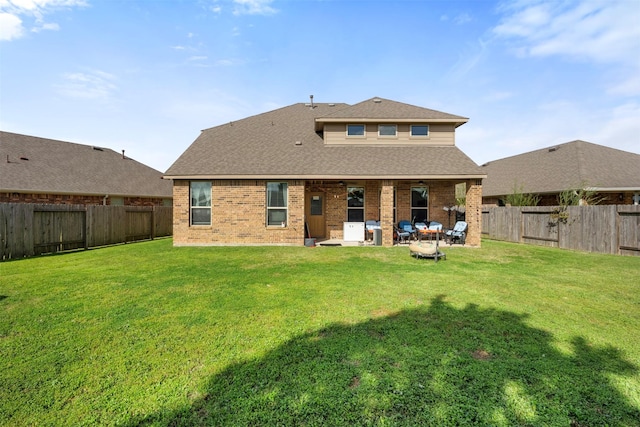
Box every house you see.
[164,97,486,247]
[481,140,640,206]
[0,131,172,206]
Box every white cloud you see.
[0,0,86,40]
[454,13,472,25]
[0,12,23,40]
[494,0,640,65]
[232,0,276,16]
[55,69,118,100]
[493,0,640,96]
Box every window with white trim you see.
[347,186,364,222]
[190,181,212,225]
[379,124,397,137]
[411,125,429,137]
[266,182,288,226]
[347,124,365,137]
[411,186,428,223]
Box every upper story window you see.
[190,181,212,225]
[378,124,397,137]
[266,182,288,226]
[347,124,365,137]
[411,125,429,137]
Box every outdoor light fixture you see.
[338,181,345,186]
[418,180,424,185]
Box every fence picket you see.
[482,205,640,256]
[0,203,172,260]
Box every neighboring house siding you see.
[323,123,456,146]
[173,180,305,245]
[0,192,169,206]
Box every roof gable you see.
[482,140,640,197]
[316,97,468,124]
[0,131,172,198]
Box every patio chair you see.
[445,221,467,245]
[414,222,428,232]
[398,220,417,240]
[394,225,412,244]
[428,221,443,231]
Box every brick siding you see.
[173,179,483,247]
[0,192,168,206]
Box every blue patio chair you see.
[394,225,411,244]
[398,220,417,240]
[428,221,443,231]
[445,221,467,245]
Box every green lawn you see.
[1,239,639,426]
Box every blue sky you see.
[1,0,639,172]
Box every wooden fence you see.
[0,203,173,260]
[482,205,640,256]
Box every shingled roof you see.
[165,98,483,180]
[482,140,640,197]
[1,131,172,198]
[316,97,469,123]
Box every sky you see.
[1,0,639,173]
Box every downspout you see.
[103,195,109,206]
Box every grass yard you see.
[1,238,639,426]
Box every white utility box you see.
[343,222,365,242]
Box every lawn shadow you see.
[125,296,639,426]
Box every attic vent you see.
[373,98,382,103]
[295,141,302,146]
[92,146,104,151]
[548,146,558,152]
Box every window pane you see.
[267,182,287,207]
[379,124,396,136]
[347,187,364,207]
[411,125,429,136]
[348,209,364,222]
[411,187,428,207]
[191,208,211,225]
[268,209,287,226]
[347,124,365,136]
[310,197,323,215]
[191,182,211,207]
[411,209,428,223]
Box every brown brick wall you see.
[0,192,167,206]
[173,180,305,245]
[173,179,483,246]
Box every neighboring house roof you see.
[165,98,484,180]
[0,131,172,198]
[482,140,640,197]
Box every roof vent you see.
[309,94,314,109]
[328,103,335,107]
[373,98,382,103]
[295,141,302,146]
[548,146,558,152]
[92,146,104,151]
[20,156,29,161]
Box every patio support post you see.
[380,180,395,246]
[465,179,483,246]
